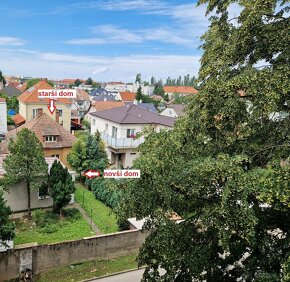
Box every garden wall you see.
[0,229,148,281]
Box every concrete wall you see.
[3,182,53,213]
[0,230,148,281]
[0,101,7,134]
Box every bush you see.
[62,208,82,220]
[32,209,45,227]
[91,179,120,209]
[41,224,59,234]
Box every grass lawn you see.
[14,208,94,245]
[75,184,119,234]
[34,253,139,282]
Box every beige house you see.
[1,157,74,213]
[163,86,198,99]
[14,80,72,131]
[90,104,175,168]
[1,112,76,168]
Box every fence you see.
[0,229,148,281]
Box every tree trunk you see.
[27,181,32,220]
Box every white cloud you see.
[0,37,25,46]
[50,0,168,14]
[0,48,200,82]
[92,67,109,74]
[66,24,195,47]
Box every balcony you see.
[101,132,144,149]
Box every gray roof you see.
[1,85,22,97]
[90,88,109,96]
[167,104,186,116]
[125,102,158,113]
[92,94,116,102]
[90,104,175,127]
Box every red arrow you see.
[48,99,56,115]
[84,170,100,178]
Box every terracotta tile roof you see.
[163,86,198,95]
[7,82,19,87]
[0,113,76,154]
[0,98,6,102]
[107,81,124,85]
[12,114,26,126]
[18,81,71,104]
[119,91,136,102]
[75,89,90,101]
[90,104,175,127]
[16,83,27,92]
[91,101,125,112]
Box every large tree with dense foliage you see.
[3,129,47,219]
[119,0,290,281]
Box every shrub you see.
[32,209,45,227]
[62,208,82,220]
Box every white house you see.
[160,104,186,118]
[0,98,7,135]
[90,104,175,168]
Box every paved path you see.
[88,269,145,282]
[72,203,102,235]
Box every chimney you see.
[56,110,59,124]
[133,99,138,105]
[37,108,43,117]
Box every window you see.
[33,108,42,118]
[93,119,96,126]
[45,136,57,142]
[51,154,60,159]
[127,129,135,138]
[58,109,63,117]
[112,126,118,138]
[105,123,108,131]
[38,183,49,200]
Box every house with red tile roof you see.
[163,86,198,99]
[16,80,72,131]
[1,112,76,168]
[117,91,136,102]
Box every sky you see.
[0,0,240,82]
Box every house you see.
[160,104,186,118]
[1,156,75,213]
[16,83,27,92]
[117,91,136,102]
[15,80,72,131]
[71,89,91,129]
[163,86,198,99]
[0,98,7,135]
[91,91,116,101]
[89,104,175,168]
[0,112,76,168]
[85,101,125,124]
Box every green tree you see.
[0,191,15,245]
[85,131,109,188]
[3,129,47,219]
[150,76,156,86]
[136,86,143,101]
[74,79,81,86]
[0,70,6,87]
[135,73,141,84]
[85,77,93,85]
[119,0,290,280]
[67,138,87,178]
[25,78,54,90]
[48,160,75,214]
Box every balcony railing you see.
[101,132,144,149]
